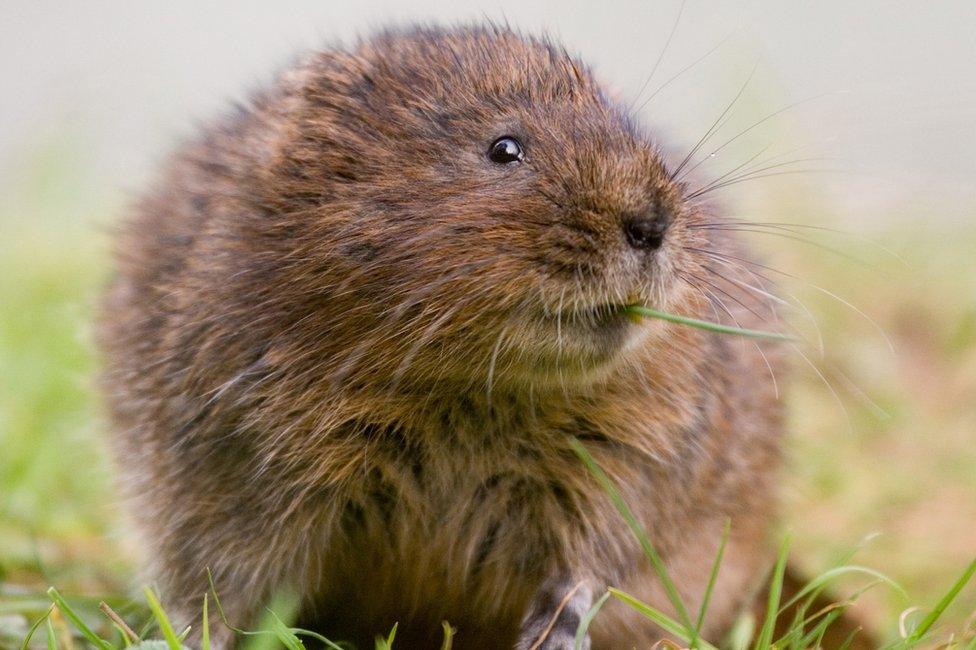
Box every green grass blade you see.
[569,438,694,632]
[201,593,210,650]
[725,613,755,650]
[44,616,58,650]
[440,621,455,650]
[113,624,134,648]
[778,565,906,614]
[754,535,791,649]
[624,305,792,341]
[693,518,730,647]
[19,605,53,650]
[206,568,251,638]
[143,586,183,650]
[608,588,720,650]
[575,591,610,650]
[287,628,346,650]
[797,608,845,648]
[47,588,113,650]
[783,597,811,650]
[776,579,884,648]
[266,609,305,650]
[205,581,340,650]
[244,591,305,650]
[907,556,976,642]
[375,622,397,650]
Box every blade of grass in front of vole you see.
[201,593,210,650]
[755,535,791,650]
[692,518,730,647]
[607,588,720,650]
[265,609,305,650]
[143,586,183,650]
[569,438,695,635]
[623,305,793,341]
[206,570,343,650]
[799,608,846,649]
[374,622,397,650]
[440,621,456,650]
[575,591,610,650]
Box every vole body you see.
[99,25,785,648]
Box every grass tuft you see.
[569,435,976,649]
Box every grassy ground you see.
[1,148,975,647]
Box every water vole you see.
[98,25,787,648]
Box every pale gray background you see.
[2,1,974,224]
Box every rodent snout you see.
[622,209,668,251]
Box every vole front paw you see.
[515,577,592,650]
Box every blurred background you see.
[1,0,974,644]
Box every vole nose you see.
[622,211,668,251]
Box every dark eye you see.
[488,136,524,164]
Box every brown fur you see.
[98,25,789,648]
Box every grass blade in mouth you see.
[623,305,793,341]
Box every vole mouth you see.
[542,302,643,348]
[560,303,631,322]
[511,299,653,382]
[524,300,645,377]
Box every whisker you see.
[702,266,822,358]
[682,144,776,200]
[669,60,760,181]
[701,256,787,313]
[685,269,772,326]
[627,0,687,114]
[693,219,908,265]
[829,362,891,421]
[686,161,839,199]
[682,271,780,398]
[686,226,870,267]
[686,168,844,199]
[683,244,891,353]
[633,28,735,115]
[790,341,853,435]
[688,245,826,356]
[676,93,832,181]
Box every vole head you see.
[253,25,705,391]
